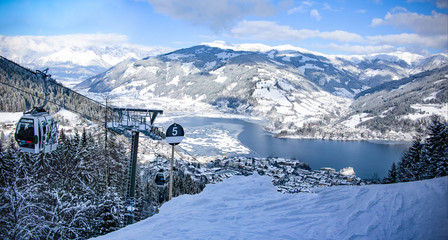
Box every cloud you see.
[320,31,364,42]
[230,21,318,40]
[0,33,167,61]
[229,20,447,54]
[230,21,363,42]
[371,8,448,36]
[367,33,448,49]
[288,5,308,14]
[437,0,448,9]
[146,0,275,32]
[310,9,322,21]
[0,34,130,54]
[325,43,396,55]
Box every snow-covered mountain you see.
[76,43,448,98]
[0,34,172,86]
[75,44,448,140]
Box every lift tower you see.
[106,107,164,225]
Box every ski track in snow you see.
[95,174,448,240]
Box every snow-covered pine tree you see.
[92,190,124,236]
[383,162,399,184]
[398,137,423,182]
[423,118,448,178]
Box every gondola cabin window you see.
[15,118,36,150]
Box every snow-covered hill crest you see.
[95,174,448,240]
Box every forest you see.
[0,56,107,121]
[383,118,448,183]
[0,128,205,239]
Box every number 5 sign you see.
[166,123,184,145]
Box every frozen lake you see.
[163,116,411,179]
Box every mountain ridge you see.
[74,44,448,140]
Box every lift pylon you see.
[106,107,164,225]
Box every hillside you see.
[0,56,107,121]
[75,45,448,140]
[95,173,448,240]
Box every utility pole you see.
[169,144,175,200]
[166,123,184,201]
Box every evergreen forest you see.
[383,118,448,183]
[0,129,205,239]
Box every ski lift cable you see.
[146,140,201,163]
[0,80,107,123]
[176,144,201,163]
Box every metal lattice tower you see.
[106,107,164,225]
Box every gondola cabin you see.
[154,171,170,187]
[15,111,58,154]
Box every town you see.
[143,155,367,194]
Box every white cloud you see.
[229,20,447,54]
[325,43,396,55]
[310,9,322,21]
[230,21,318,40]
[320,31,364,42]
[437,0,448,9]
[371,9,448,36]
[367,33,448,49]
[146,0,275,32]
[288,5,308,14]
[0,34,130,56]
[230,21,363,42]
[0,34,170,66]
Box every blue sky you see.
[0,0,447,55]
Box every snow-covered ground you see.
[0,112,23,139]
[95,174,448,240]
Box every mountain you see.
[75,44,448,140]
[0,34,172,87]
[345,66,448,137]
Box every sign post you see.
[166,123,184,200]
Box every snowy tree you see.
[382,162,398,184]
[423,118,448,178]
[91,190,124,237]
[388,118,448,184]
[398,137,423,182]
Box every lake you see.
[169,116,411,179]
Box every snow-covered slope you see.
[95,174,448,240]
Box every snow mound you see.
[95,174,448,240]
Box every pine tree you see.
[424,118,448,177]
[398,137,423,182]
[383,162,398,184]
[92,190,123,236]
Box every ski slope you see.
[95,174,448,240]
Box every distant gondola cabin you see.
[155,171,170,187]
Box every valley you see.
[71,44,447,141]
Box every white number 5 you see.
[172,126,178,136]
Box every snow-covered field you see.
[0,112,23,138]
[95,174,448,240]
